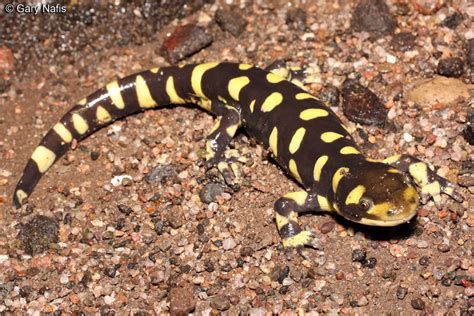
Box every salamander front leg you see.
[382,154,463,207]
[274,190,321,256]
[204,100,243,189]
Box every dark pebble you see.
[117,204,133,215]
[240,246,254,257]
[90,150,100,161]
[221,263,232,272]
[196,223,205,235]
[199,182,225,204]
[285,7,307,31]
[63,213,73,225]
[0,77,11,93]
[154,220,166,235]
[318,85,341,108]
[351,0,397,39]
[166,210,184,229]
[210,295,230,311]
[279,286,289,295]
[277,266,290,284]
[352,249,367,263]
[204,260,215,273]
[215,9,247,37]
[390,32,417,52]
[396,286,407,300]
[382,270,395,280]
[160,24,212,64]
[236,257,245,267]
[17,215,59,255]
[362,257,377,269]
[441,12,465,29]
[441,275,452,287]
[411,298,425,310]
[212,239,223,247]
[145,165,178,184]
[419,256,430,266]
[437,57,465,78]
[104,266,117,278]
[342,79,387,126]
[180,264,192,274]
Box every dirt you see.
[0,1,472,314]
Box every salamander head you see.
[332,162,419,226]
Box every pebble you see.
[160,24,213,63]
[199,182,225,204]
[352,249,367,262]
[411,297,425,310]
[169,283,196,316]
[320,221,335,234]
[437,243,451,253]
[215,9,247,37]
[342,79,387,126]
[144,165,178,184]
[17,215,59,255]
[467,39,474,68]
[463,125,474,145]
[222,237,237,250]
[390,32,416,52]
[406,76,473,106]
[419,256,430,266]
[437,57,465,78]
[441,12,465,29]
[351,0,397,39]
[210,295,230,311]
[318,85,341,108]
[396,286,408,300]
[117,204,133,215]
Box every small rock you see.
[352,249,367,263]
[342,79,387,126]
[437,57,465,78]
[215,9,247,37]
[406,76,473,106]
[357,296,369,306]
[117,204,133,215]
[463,125,474,146]
[210,295,230,311]
[199,183,225,204]
[169,283,196,316]
[419,256,430,266]
[160,24,212,64]
[437,243,450,253]
[390,32,416,52]
[459,173,474,187]
[351,0,397,39]
[441,12,465,29]
[411,297,425,310]
[145,165,178,184]
[17,215,59,255]
[222,238,237,250]
[0,77,11,93]
[467,39,474,68]
[396,286,408,300]
[240,246,253,257]
[271,265,290,284]
[362,257,377,269]
[320,221,335,234]
[285,7,307,31]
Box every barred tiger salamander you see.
[13,62,463,251]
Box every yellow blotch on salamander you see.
[345,185,366,205]
[31,145,56,173]
[332,167,349,194]
[72,113,89,135]
[261,92,283,112]
[295,92,318,100]
[320,132,344,143]
[266,72,285,84]
[166,76,185,104]
[228,76,250,101]
[283,191,308,206]
[191,62,219,98]
[313,155,328,182]
[96,106,112,124]
[289,159,303,184]
[299,108,329,120]
[136,75,157,108]
[106,81,125,109]
[269,126,278,156]
[289,127,306,154]
[53,123,72,143]
[340,146,360,155]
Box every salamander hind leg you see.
[204,100,243,189]
[274,190,321,257]
[383,154,463,207]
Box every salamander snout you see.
[333,162,420,226]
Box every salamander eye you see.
[359,198,372,211]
